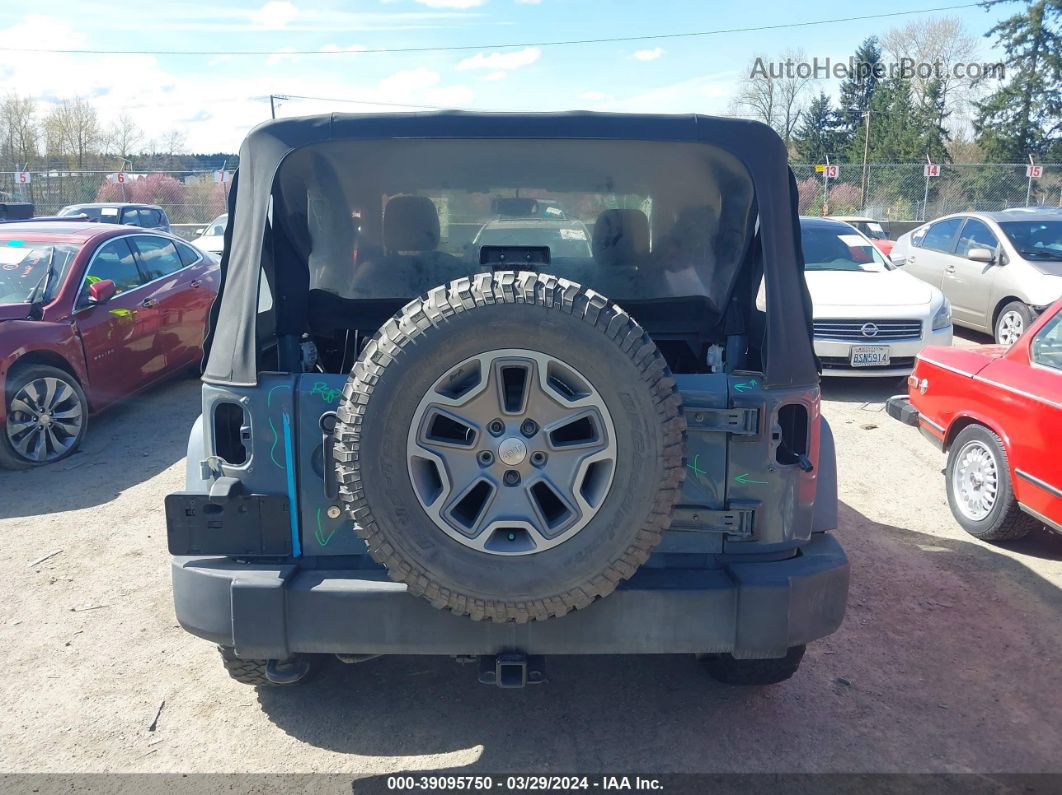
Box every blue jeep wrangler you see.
[167,112,848,688]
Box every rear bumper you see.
[885,394,920,426]
[172,532,849,660]
[886,394,945,450]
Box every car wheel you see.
[945,425,1038,541]
[701,645,806,685]
[994,301,1034,345]
[0,365,88,470]
[217,646,317,686]
[333,272,685,624]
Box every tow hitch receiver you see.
[478,652,546,688]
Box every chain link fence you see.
[0,170,232,237]
[791,163,1062,221]
[1,164,1059,235]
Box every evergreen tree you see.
[974,0,1062,161]
[917,78,952,162]
[792,92,843,163]
[837,36,883,153]
[862,79,924,163]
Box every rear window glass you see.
[273,138,756,309]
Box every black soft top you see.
[204,111,815,388]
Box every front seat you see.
[590,209,650,297]
[382,195,461,292]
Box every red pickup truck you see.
[0,221,219,468]
[887,298,1062,540]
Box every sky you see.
[0,0,1016,154]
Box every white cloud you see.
[252,1,298,30]
[414,0,486,8]
[580,91,611,101]
[632,48,665,62]
[483,71,509,81]
[457,47,541,71]
[379,67,443,97]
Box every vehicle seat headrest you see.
[592,209,649,266]
[384,195,440,253]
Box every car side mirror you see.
[968,247,996,264]
[88,279,117,304]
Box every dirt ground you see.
[1,331,1060,776]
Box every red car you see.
[887,298,1061,540]
[0,221,219,468]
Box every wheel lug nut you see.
[488,420,505,436]
[503,470,521,486]
[530,451,547,467]
[520,419,538,437]
[478,450,494,466]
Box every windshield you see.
[801,225,891,272]
[273,138,756,307]
[206,214,228,236]
[59,206,120,224]
[998,221,1062,261]
[0,241,80,304]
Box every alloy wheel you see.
[6,377,84,463]
[406,349,617,556]
[997,311,1024,345]
[951,440,998,522]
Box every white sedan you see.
[192,213,227,256]
[798,217,952,377]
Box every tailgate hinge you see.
[670,503,757,538]
[686,407,759,436]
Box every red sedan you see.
[887,298,1061,541]
[0,221,219,468]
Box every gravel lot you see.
[1,332,1060,776]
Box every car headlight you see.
[931,298,951,330]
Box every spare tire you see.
[334,272,685,623]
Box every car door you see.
[978,307,1062,530]
[943,218,1002,329]
[73,237,160,406]
[125,234,198,371]
[903,217,963,290]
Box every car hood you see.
[0,303,32,321]
[1028,260,1062,277]
[805,269,937,313]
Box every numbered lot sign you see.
[924,164,940,177]
[823,164,839,178]
[16,171,31,184]
[1026,165,1043,178]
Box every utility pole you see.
[860,110,871,212]
[1026,154,1035,206]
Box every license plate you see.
[850,345,890,367]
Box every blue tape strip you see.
[282,410,301,558]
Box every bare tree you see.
[45,97,100,168]
[946,133,986,163]
[882,16,982,132]
[103,113,143,160]
[159,129,187,155]
[729,49,812,146]
[0,93,40,169]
